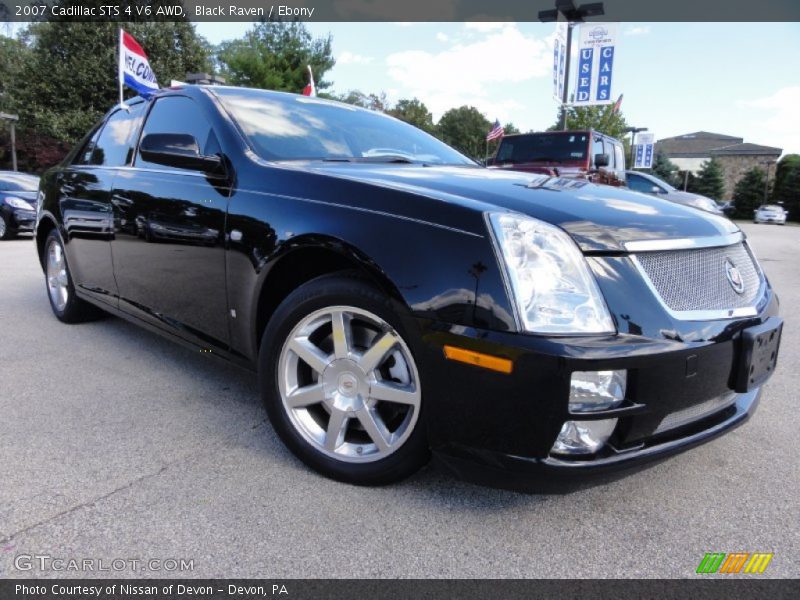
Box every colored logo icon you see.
[696,552,773,574]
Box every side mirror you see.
[594,153,610,168]
[140,133,224,175]
[650,185,664,194]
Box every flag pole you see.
[118,28,127,109]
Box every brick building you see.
[655,131,782,200]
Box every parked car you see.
[754,204,787,225]
[719,200,737,217]
[625,170,723,215]
[0,171,40,240]
[35,87,781,487]
[487,130,626,186]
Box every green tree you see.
[333,90,389,112]
[689,158,726,201]
[549,105,629,139]
[771,154,800,221]
[217,21,334,94]
[731,167,767,219]
[12,19,210,143]
[388,98,434,133]
[0,35,30,113]
[437,106,491,160]
[503,122,521,135]
[648,152,680,187]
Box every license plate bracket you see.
[734,317,783,393]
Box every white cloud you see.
[739,86,800,155]
[464,22,508,33]
[436,32,449,42]
[385,24,550,121]
[625,26,651,36]
[337,51,374,65]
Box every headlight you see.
[4,196,35,211]
[487,213,615,334]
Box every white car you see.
[754,204,787,225]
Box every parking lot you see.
[0,222,797,579]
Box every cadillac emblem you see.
[725,259,745,295]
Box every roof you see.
[656,131,782,158]
[656,131,744,157]
[710,142,782,156]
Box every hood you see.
[305,164,739,252]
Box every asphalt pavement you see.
[0,223,797,578]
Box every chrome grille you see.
[634,242,762,314]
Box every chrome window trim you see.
[629,242,766,321]
[623,231,744,253]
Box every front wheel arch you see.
[253,239,408,355]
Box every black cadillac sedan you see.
[0,171,40,240]
[34,86,781,487]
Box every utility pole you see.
[538,1,605,131]
[0,112,19,171]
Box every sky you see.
[196,21,800,156]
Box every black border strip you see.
[2,0,800,23]
[2,579,800,600]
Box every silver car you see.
[754,204,787,225]
[625,170,723,215]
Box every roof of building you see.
[656,131,744,157]
[656,131,782,158]
[710,142,783,156]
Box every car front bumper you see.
[3,207,37,232]
[414,293,780,490]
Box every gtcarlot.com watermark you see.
[14,553,194,573]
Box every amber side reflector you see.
[443,345,513,374]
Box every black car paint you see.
[35,87,779,486]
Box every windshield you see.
[495,133,589,164]
[760,205,783,211]
[212,88,473,166]
[0,173,39,191]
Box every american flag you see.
[611,93,623,114]
[486,119,504,141]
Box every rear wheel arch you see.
[253,240,408,354]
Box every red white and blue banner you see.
[118,29,159,101]
[552,22,567,102]
[574,23,619,105]
[633,132,655,169]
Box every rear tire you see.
[43,230,103,323]
[258,272,429,485]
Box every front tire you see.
[0,214,14,240]
[43,230,102,323]
[259,273,429,485]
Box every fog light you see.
[569,370,626,412]
[551,419,618,456]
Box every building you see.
[655,131,782,200]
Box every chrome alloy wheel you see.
[278,306,421,463]
[0,215,6,238]
[46,239,69,312]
